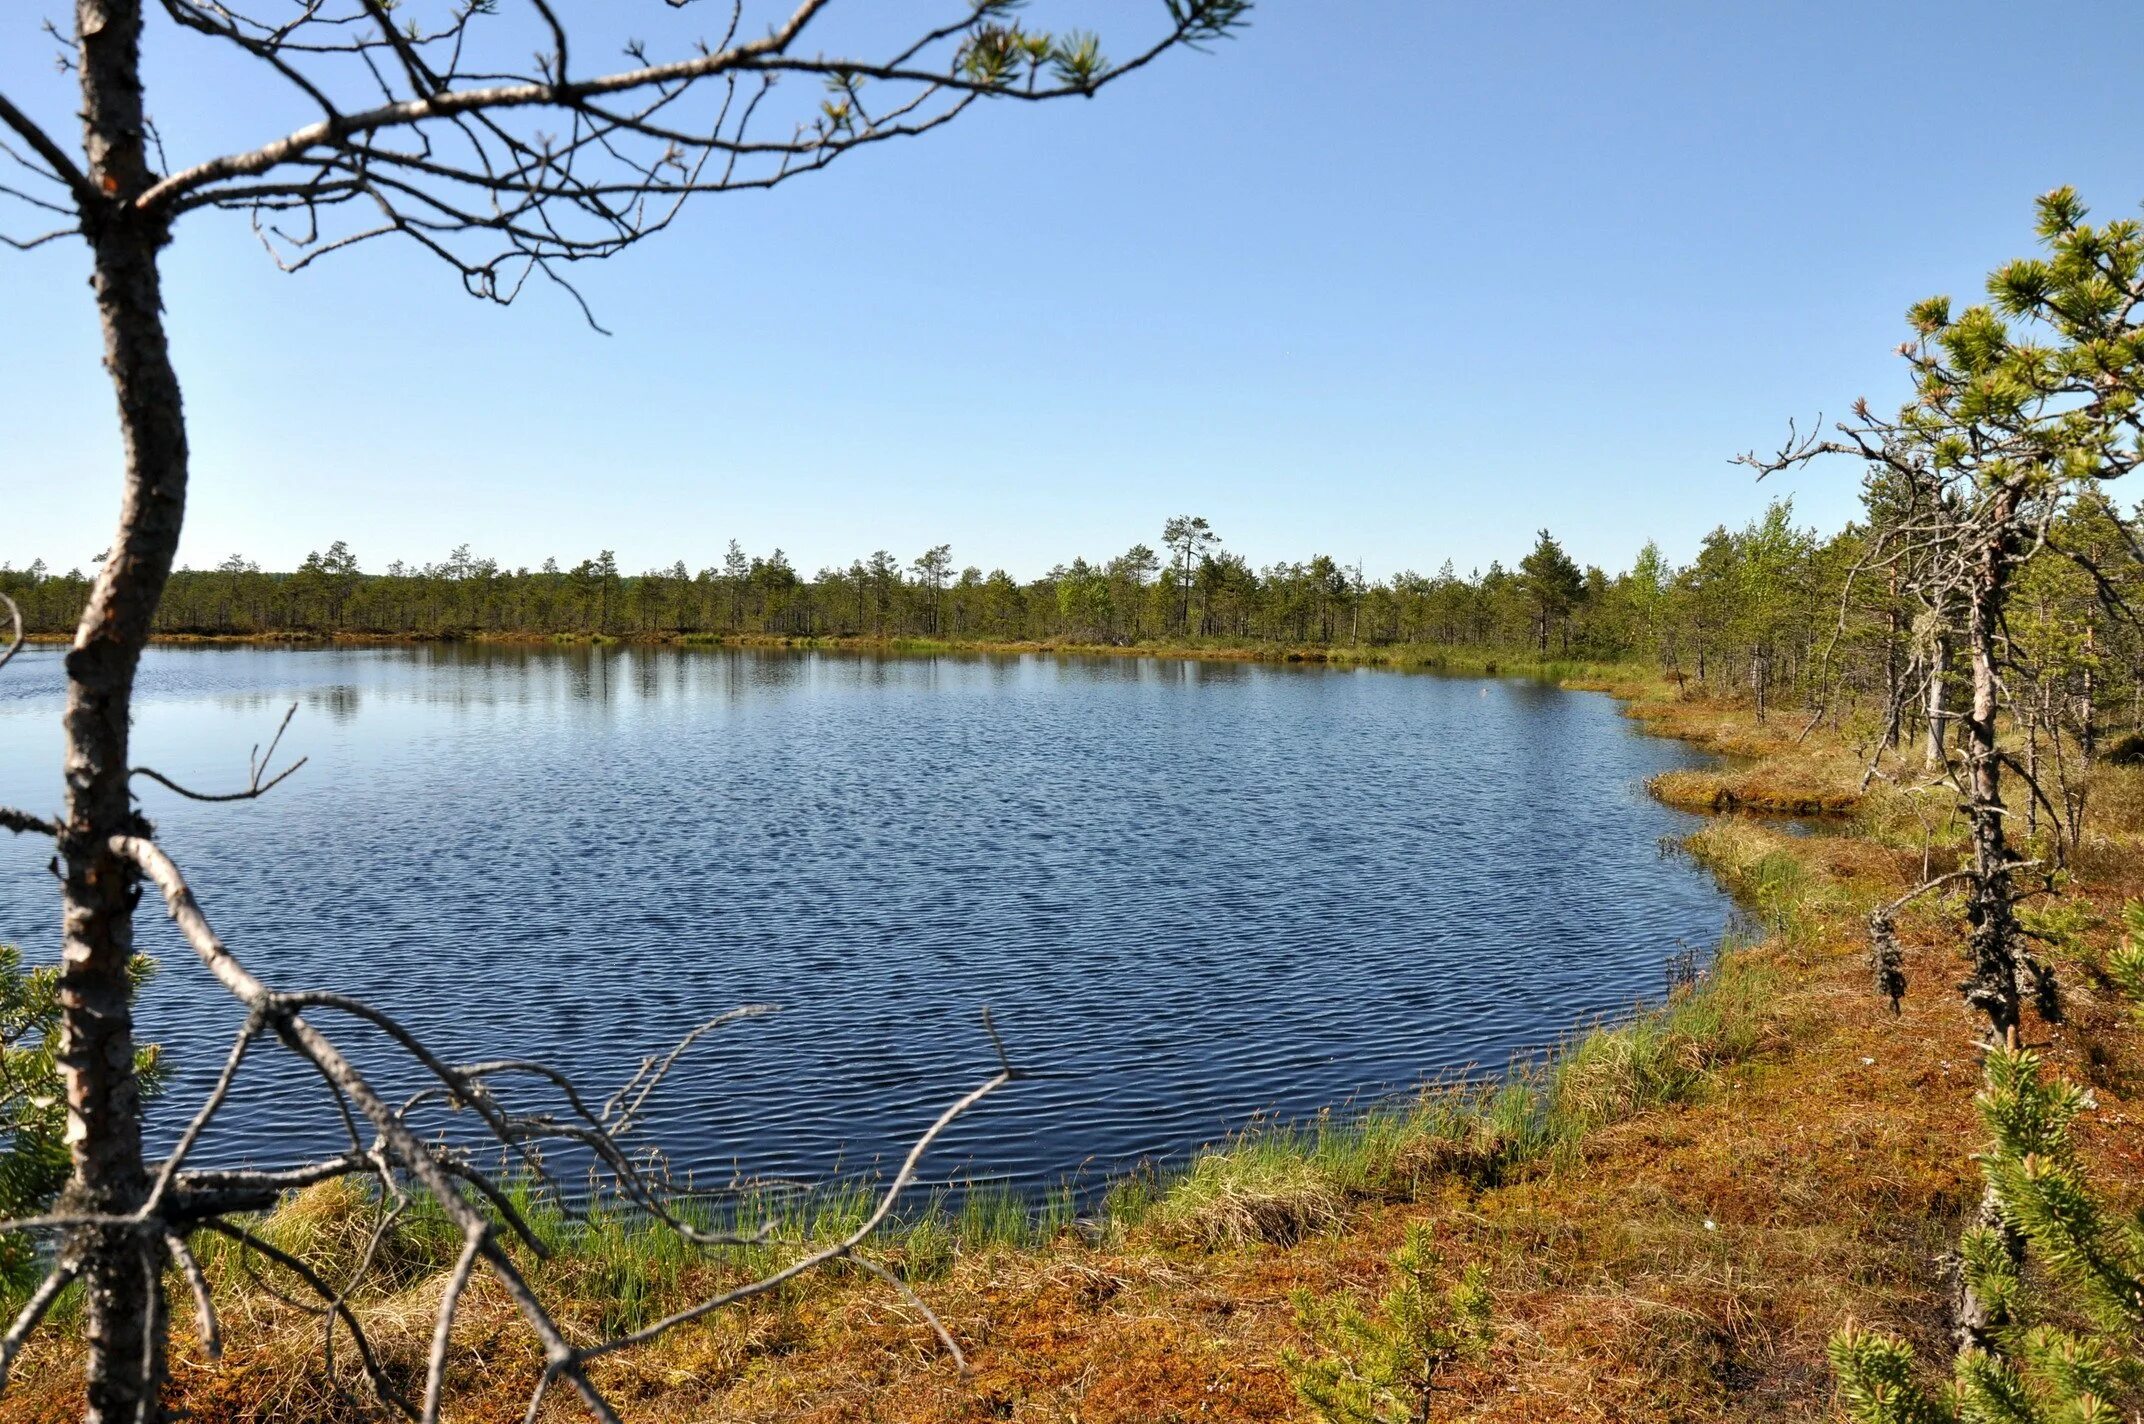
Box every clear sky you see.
[4,1,2143,582]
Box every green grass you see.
[140,1168,1089,1341]
[1122,946,1779,1251]
[156,937,1777,1315]
[1548,951,1778,1138]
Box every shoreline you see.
[20,626,1631,683]
[14,668,2123,1422]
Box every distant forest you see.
[6,498,2140,734]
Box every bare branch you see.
[421,1232,484,1424]
[132,702,309,802]
[138,0,841,207]
[850,1255,968,1373]
[165,1232,222,1361]
[9,832,1012,1418]
[0,90,93,210]
[604,1003,774,1135]
[0,1255,80,1388]
[102,1,1248,330]
[0,807,58,838]
[0,591,21,674]
[578,1045,1013,1361]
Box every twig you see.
[166,1232,222,1361]
[0,1255,79,1387]
[132,702,309,802]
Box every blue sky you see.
[4,1,2143,581]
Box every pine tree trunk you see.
[1925,627,1949,770]
[1948,496,2028,1360]
[1885,575,1901,747]
[67,2,188,1415]
[2079,624,2097,760]
[1961,502,2022,1043]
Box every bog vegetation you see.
[4,0,2144,1402]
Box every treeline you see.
[6,499,2143,740]
[2,515,1750,659]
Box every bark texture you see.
[1959,492,2021,1045]
[66,1,189,1416]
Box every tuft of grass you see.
[1679,819,1843,944]
[196,1178,464,1301]
[1146,1145,1347,1250]
[1133,947,1778,1256]
[1547,953,1777,1138]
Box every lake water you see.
[0,645,1732,1196]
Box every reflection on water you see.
[0,645,1731,1193]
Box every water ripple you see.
[0,646,1732,1192]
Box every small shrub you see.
[2101,731,2144,766]
[1,945,162,1298]
[1285,1223,1491,1424]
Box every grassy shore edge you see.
[18,667,2121,1422]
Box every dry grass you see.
[1627,695,1869,818]
[1147,1151,1349,1250]
[12,677,2144,1422]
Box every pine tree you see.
[1285,1225,1492,1424]
[1832,1036,2144,1423]
[1,947,160,1297]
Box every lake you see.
[0,645,1732,1197]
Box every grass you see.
[15,671,2144,1422]
[1130,947,1782,1256]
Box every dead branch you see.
[0,1255,80,1388]
[0,807,58,838]
[0,591,20,674]
[131,702,309,803]
[164,1232,221,1362]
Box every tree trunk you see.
[2079,623,2097,761]
[65,3,188,1416]
[1885,574,1901,747]
[1949,496,2028,1361]
[1925,627,1949,770]
[1960,504,2021,1044]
